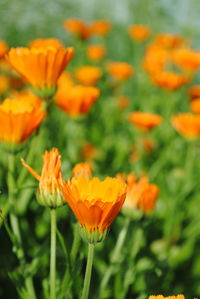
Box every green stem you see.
[50,208,57,299]
[81,243,95,299]
[71,223,81,263]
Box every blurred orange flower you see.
[29,38,64,49]
[75,66,102,85]
[80,143,99,161]
[87,44,106,61]
[171,113,200,138]
[64,19,91,40]
[7,47,74,98]
[0,40,9,58]
[61,177,126,243]
[129,112,162,131]
[72,162,93,179]
[21,148,65,208]
[149,296,185,299]
[190,99,200,114]
[155,33,186,49]
[188,85,200,100]
[143,43,169,74]
[128,25,150,42]
[171,48,200,72]
[90,20,111,36]
[118,96,129,110]
[151,71,190,91]
[56,85,99,116]
[107,62,134,81]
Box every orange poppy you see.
[0,96,45,150]
[87,45,106,61]
[90,20,111,36]
[128,25,150,42]
[75,66,102,86]
[29,38,64,49]
[21,148,65,208]
[151,71,190,91]
[56,85,99,116]
[61,176,126,243]
[72,162,93,179]
[149,296,185,299]
[7,47,74,98]
[190,99,200,114]
[188,85,200,100]
[129,112,162,131]
[171,113,200,138]
[63,19,91,40]
[107,62,134,81]
[0,40,9,58]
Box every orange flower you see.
[80,143,99,161]
[64,19,91,40]
[149,295,185,299]
[0,75,10,95]
[21,148,65,208]
[190,99,200,114]
[0,40,9,58]
[143,43,169,74]
[120,173,159,213]
[87,45,106,61]
[188,85,200,100]
[151,71,189,91]
[129,112,162,131]
[72,162,93,179]
[107,62,134,81]
[75,66,102,85]
[155,33,186,49]
[56,85,99,116]
[0,96,45,150]
[7,47,74,98]
[171,113,200,138]
[61,177,126,243]
[90,20,111,36]
[29,38,64,49]
[171,48,200,72]
[128,25,150,42]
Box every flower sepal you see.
[32,86,57,100]
[79,225,108,244]
[36,190,66,209]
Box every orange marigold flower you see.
[7,47,74,98]
[149,295,185,299]
[129,112,162,131]
[0,75,10,95]
[171,48,200,72]
[0,40,9,58]
[72,162,93,179]
[171,113,200,138]
[64,19,91,40]
[0,96,45,150]
[90,20,111,36]
[29,38,64,49]
[61,177,127,243]
[87,45,106,61]
[21,148,65,208]
[155,33,186,49]
[56,85,99,116]
[143,43,169,74]
[188,85,200,100]
[107,62,134,81]
[75,66,102,86]
[151,71,190,91]
[190,99,200,114]
[128,25,150,42]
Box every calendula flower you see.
[72,162,93,179]
[188,85,200,100]
[7,47,74,98]
[0,96,45,151]
[171,48,200,72]
[128,25,150,42]
[129,112,162,131]
[0,75,9,95]
[75,66,102,86]
[107,62,134,81]
[90,20,111,36]
[64,19,91,40]
[190,99,200,114]
[155,33,186,49]
[149,295,185,299]
[143,43,169,74]
[29,38,64,49]
[151,71,190,91]
[61,177,126,243]
[87,45,106,61]
[0,40,9,58]
[171,113,200,138]
[21,148,65,208]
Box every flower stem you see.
[50,208,57,299]
[81,243,95,299]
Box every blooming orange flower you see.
[171,113,200,138]
[75,66,102,86]
[129,112,162,131]
[90,20,111,36]
[190,99,200,114]
[149,295,185,299]
[64,19,91,40]
[143,43,169,74]
[128,25,150,42]
[188,85,200,100]
[72,162,93,179]
[29,38,64,49]
[0,40,9,58]
[107,62,134,81]
[0,96,45,149]
[61,177,126,243]
[87,45,106,61]
[7,47,74,98]
[56,85,99,116]
[171,48,200,72]
[151,71,190,91]
[21,148,65,208]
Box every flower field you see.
[1,0,200,298]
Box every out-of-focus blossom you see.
[151,71,190,91]
[107,62,134,81]
[0,40,9,59]
[64,19,91,40]
[171,48,200,72]
[80,143,99,161]
[72,162,93,179]
[129,112,162,131]
[90,20,111,36]
[87,45,106,61]
[149,295,185,299]
[190,99,200,114]
[118,96,129,110]
[128,25,150,42]
[188,85,200,100]
[171,113,200,138]
[75,66,102,85]
[155,33,186,49]
[29,38,64,49]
